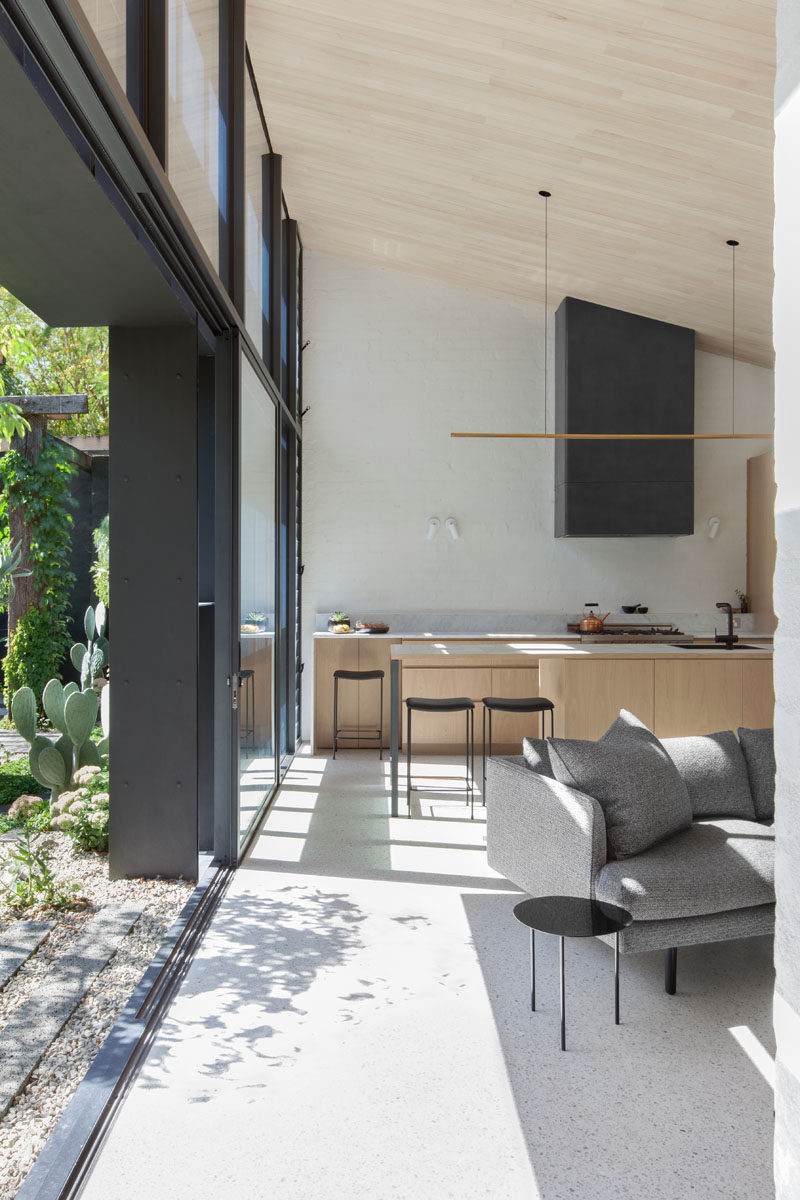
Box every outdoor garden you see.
[0,288,192,1197]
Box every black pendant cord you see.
[540,190,551,436]
[727,238,739,436]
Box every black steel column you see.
[262,153,283,380]
[219,0,246,314]
[213,331,239,866]
[109,326,199,879]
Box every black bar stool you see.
[333,669,384,759]
[405,696,475,818]
[481,696,555,799]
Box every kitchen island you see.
[386,641,774,817]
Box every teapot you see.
[579,609,611,633]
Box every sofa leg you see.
[665,947,677,995]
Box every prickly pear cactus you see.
[70,602,109,692]
[11,680,102,807]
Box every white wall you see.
[773,4,800,1193]
[301,250,773,726]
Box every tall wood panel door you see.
[654,660,742,737]
[357,638,391,749]
[742,659,774,729]
[314,639,358,748]
[562,659,655,739]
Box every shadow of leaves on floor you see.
[139,885,367,1083]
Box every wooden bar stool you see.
[405,696,475,818]
[333,669,384,759]
[481,696,555,800]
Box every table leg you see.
[390,658,399,818]
[560,935,566,1052]
[615,930,620,1025]
[530,928,536,1011]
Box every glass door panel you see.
[239,357,276,844]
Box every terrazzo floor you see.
[79,749,775,1200]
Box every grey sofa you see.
[486,723,775,994]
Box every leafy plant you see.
[735,588,750,613]
[0,539,31,609]
[0,435,76,704]
[0,287,109,437]
[329,611,349,623]
[71,602,108,691]
[0,757,46,807]
[91,515,109,607]
[11,680,103,806]
[50,764,109,853]
[247,611,266,623]
[0,828,79,911]
[0,796,50,836]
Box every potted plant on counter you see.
[328,610,351,631]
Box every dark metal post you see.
[406,706,412,817]
[530,928,536,1011]
[109,326,199,879]
[615,931,620,1024]
[390,657,399,817]
[126,0,167,167]
[560,935,566,1051]
[219,0,246,314]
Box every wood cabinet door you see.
[314,639,358,748]
[742,659,774,729]
[654,659,742,737]
[485,667,543,751]
[563,659,655,739]
[357,638,391,748]
[401,667,491,748]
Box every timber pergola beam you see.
[5,394,88,418]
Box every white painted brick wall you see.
[300,250,773,732]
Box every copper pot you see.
[579,610,611,633]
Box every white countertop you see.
[313,630,580,640]
[389,641,772,658]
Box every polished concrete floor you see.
[81,749,775,1200]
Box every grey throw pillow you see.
[737,727,775,821]
[522,737,554,777]
[660,731,756,820]
[548,709,692,859]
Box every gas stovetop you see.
[571,623,693,645]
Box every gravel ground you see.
[0,831,194,1199]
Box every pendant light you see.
[450,223,770,442]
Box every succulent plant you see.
[11,680,101,806]
[70,602,109,692]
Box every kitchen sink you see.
[676,643,762,650]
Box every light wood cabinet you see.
[485,667,543,749]
[539,657,654,740]
[402,667,491,749]
[240,635,273,746]
[742,659,775,728]
[654,660,742,737]
[314,637,391,750]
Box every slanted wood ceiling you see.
[248,0,776,367]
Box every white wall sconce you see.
[707,516,721,540]
[445,517,460,540]
[426,517,440,541]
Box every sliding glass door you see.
[238,356,277,843]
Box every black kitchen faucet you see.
[715,601,739,649]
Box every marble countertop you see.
[313,630,581,640]
[389,641,773,658]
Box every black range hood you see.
[554,297,695,537]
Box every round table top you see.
[513,895,633,938]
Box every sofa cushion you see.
[595,817,775,920]
[660,731,756,820]
[737,727,775,821]
[522,737,555,777]
[548,710,692,860]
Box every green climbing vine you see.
[0,435,76,702]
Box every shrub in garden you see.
[50,765,109,852]
[71,602,108,691]
[0,828,79,911]
[0,756,46,807]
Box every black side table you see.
[513,895,633,1051]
